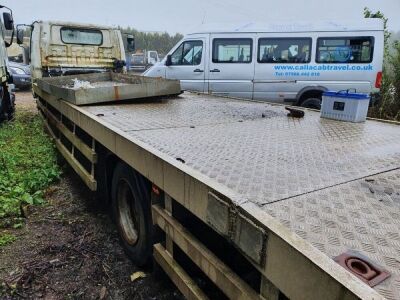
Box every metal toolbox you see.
[35,72,181,105]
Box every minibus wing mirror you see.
[165,54,172,66]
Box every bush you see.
[365,8,400,121]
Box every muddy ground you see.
[0,91,180,299]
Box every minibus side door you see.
[208,34,255,99]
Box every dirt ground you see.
[0,91,180,299]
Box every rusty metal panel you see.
[35,72,181,105]
[40,23,124,70]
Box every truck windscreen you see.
[60,27,103,45]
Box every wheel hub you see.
[117,180,139,245]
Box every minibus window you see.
[316,37,374,63]
[212,38,252,63]
[170,40,203,65]
[60,27,103,45]
[258,38,311,63]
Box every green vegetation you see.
[364,8,400,121]
[118,26,183,55]
[0,232,16,247]
[0,111,61,227]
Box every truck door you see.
[166,37,207,93]
[208,34,255,99]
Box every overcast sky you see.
[2,0,400,34]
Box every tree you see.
[118,26,183,55]
[364,7,400,120]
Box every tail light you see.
[375,71,382,88]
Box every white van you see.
[144,20,384,108]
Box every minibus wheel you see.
[301,98,321,109]
[111,162,152,266]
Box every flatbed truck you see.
[32,80,400,300]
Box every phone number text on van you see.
[273,64,374,77]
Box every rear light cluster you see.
[375,71,382,89]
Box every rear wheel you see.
[111,162,152,266]
[301,97,321,109]
[0,86,6,122]
[0,86,15,122]
[7,92,15,121]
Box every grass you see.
[0,232,16,247]
[0,110,61,228]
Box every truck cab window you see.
[171,40,203,66]
[316,37,374,63]
[258,38,311,63]
[60,27,103,45]
[212,38,252,63]
[150,52,157,59]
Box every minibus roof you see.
[187,19,384,35]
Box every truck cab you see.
[18,21,127,81]
[129,50,159,72]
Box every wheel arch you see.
[96,145,151,205]
[295,86,328,106]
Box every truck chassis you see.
[33,83,400,300]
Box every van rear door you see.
[165,36,207,93]
[208,34,255,99]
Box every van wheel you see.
[111,162,152,266]
[301,98,321,109]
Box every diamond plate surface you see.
[118,99,400,205]
[82,93,400,299]
[85,93,285,131]
[265,170,400,300]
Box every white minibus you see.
[144,20,384,108]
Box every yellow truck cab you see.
[19,21,128,80]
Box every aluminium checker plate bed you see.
[57,91,400,299]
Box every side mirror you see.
[22,46,30,64]
[16,28,24,44]
[165,54,172,66]
[126,35,135,52]
[3,12,13,30]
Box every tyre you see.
[0,86,6,122]
[7,92,15,121]
[301,97,321,110]
[111,162,152,266]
